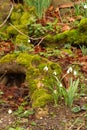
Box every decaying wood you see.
[0,62,26,74]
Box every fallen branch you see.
[9,23,43,40]
[77,123,85,130]
[0,4,14,28]
[37,35,47,46]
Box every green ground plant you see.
[63,78,79,107]
[74,1,87,17]
[24,0,52,19]
[48,75,79,107]
[28,19,60,37]
[14,105,34,118]
[79,45,87,56]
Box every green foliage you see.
[78,18,87,32]
[28,23,46,37]
[63,78,79,107]
[14,106,34,117]
[79,45,87,56]
[71,106,81,113]
[47,75,79,107]
[72,104,87,113]
[74,1,87,17]
[0,52,61,108]
[39,48,61,58]
[28,19,60,37]
[24,0,52,18]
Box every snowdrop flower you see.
[73,70,77,76]
[53,71,57,75]
[54,90,57,94]
[84,5,87,9]
[60,83,63,87]
[28,39,31,43]
[8,109,12,114]
[67,67,73,74]
[43,66,48,71]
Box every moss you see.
[6,24,28,42]
[76,33,87,45]
[13,4,24,12]
[31,55,43,68]
[54,31,68,42]
[0,32,9,41]
[6,26,18,38]
[16,53,32,67]
[31,89,53,108]
[15,34,29,45]
[20,12,31,25]
[10,12,22,25]
[78,18,87,32]
[44,19,87,47]
[49,62,61,75]
[38,63,48,72]
[0,53,18,63]
[0,52,62,108]
[61,49,73,56]
[67,30,79,44]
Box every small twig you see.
[9,23,43,40]
[77,123,85,130]
[0,4,14,28]
[68,118,80,130]
[9,23,29,38]
[37,35,47,46]
[0,71,7,81]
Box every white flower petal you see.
[84,5,87,9]
[73,70,77,76]
[53,71,57,75]
[67,67,73,74]
[43,66,48,71]
[28,39,31,43]
[60,83,63,87]
[8,109,12,114]
[54,90,57,94]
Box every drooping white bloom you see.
[73,70,77,76]
[53,71,57,75]
[84,5,87,9]
[67,67,73,74]
[43,66,48,71]
[60,83,63,87]
[28,39,31,43]
[54,90,57,94]
[8,109,12,114]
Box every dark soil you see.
[0,102,87,130]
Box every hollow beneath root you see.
[0,62,30,109]
[0,62,26,87]
[0,73,26,87]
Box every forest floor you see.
[0,0,87,130]
[0,46,87,130]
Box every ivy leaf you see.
[71,106,81,113]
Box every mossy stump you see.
[0,52,62,108]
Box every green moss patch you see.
[0,52,62,108]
